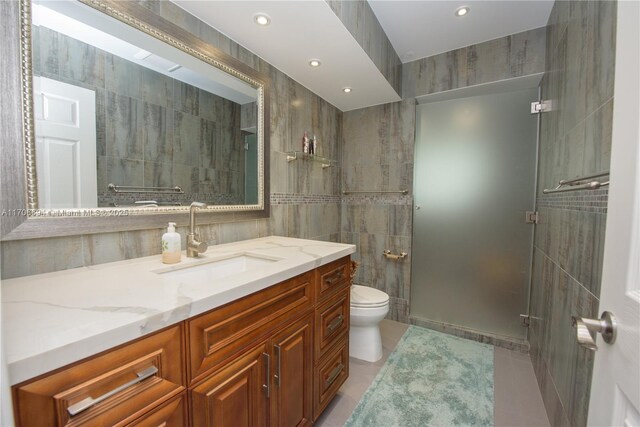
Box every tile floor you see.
[316,319,549,427]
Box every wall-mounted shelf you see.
[286,151,335,169]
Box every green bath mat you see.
[344,326,494,427]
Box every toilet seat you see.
[351,285,389,308]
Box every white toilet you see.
[349,285,390,362]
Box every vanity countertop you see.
[1,236,355,385]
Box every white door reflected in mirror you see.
[34,76,97,209]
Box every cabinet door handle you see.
[67,366,158,416]
[274,344,281,387]
[262,352,270,398]
[327,314,344,334]
[324,270,344,286]
[325,363,344,387]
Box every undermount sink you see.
[157,253,280,282]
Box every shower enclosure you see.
[410,87,539,340]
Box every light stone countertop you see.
[1,236,355,385]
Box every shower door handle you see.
[415,205,421,210]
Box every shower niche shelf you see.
[286,151,335,169]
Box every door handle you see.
[327,314,344,334]
[262,352,270,398]
[274,344,281,387]
[67,366,158,416]
[571,311,616,351]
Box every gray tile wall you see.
[325,0,402,97]
[33,27,246,206]
[529,1,616,426]
[402,27,547,99]
[340,24,547,328]
[0,0,342,279]
[340,100,415,323]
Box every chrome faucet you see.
[187,202,208,257]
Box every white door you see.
[588,1,640,425]
[33,76,97,209]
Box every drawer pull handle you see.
[325,270,344,286]
[327,315,344,334]
[263,353,271,398]
[67,366,158,417]
[325,363,344,387]
[274,344,282,387]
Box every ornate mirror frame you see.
[1,0,270,240]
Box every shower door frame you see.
[408,84,542,346]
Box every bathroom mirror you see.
[2,0,270,239]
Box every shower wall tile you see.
[325,0,402,96]
[342,99,416,193]
[341,98,415,320]
[530,2,615,425]
[402,26,546,99]
[583,100,613,175]
[585,0,616,116]
[2,1,343,279]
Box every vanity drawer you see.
[314,338,349,420]
[127,392,188,426]
[187,271,314,385]
[13,325,185,427]
[316,256,351,302]
[315,289,349,360]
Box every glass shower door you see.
[410,88,538,339]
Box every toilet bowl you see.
[349,285,390,362]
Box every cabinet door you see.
[191,343,269,427]
[270,314,314,427]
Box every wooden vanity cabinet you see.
[312,258,351,421]
[189,313,314,427]
[12,325,186,427]
[269,313,314,427]
[187,271,316,427]
[12,256,352,427]
[190,342,270,427]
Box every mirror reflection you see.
[31,1,260,209]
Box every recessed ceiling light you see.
[254,13,271,26]
[455,6,470,17]
[342,87,352,93]
[309,59,321,67]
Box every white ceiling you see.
[173,1,553,111]
[368,0,554,63]
[174,0,401,111]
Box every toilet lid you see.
[351,285,389,307]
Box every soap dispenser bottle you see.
[162,222,181,264]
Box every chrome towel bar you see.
[543,171,609,194]
[343,190,408,195]
[108,183,184,194]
